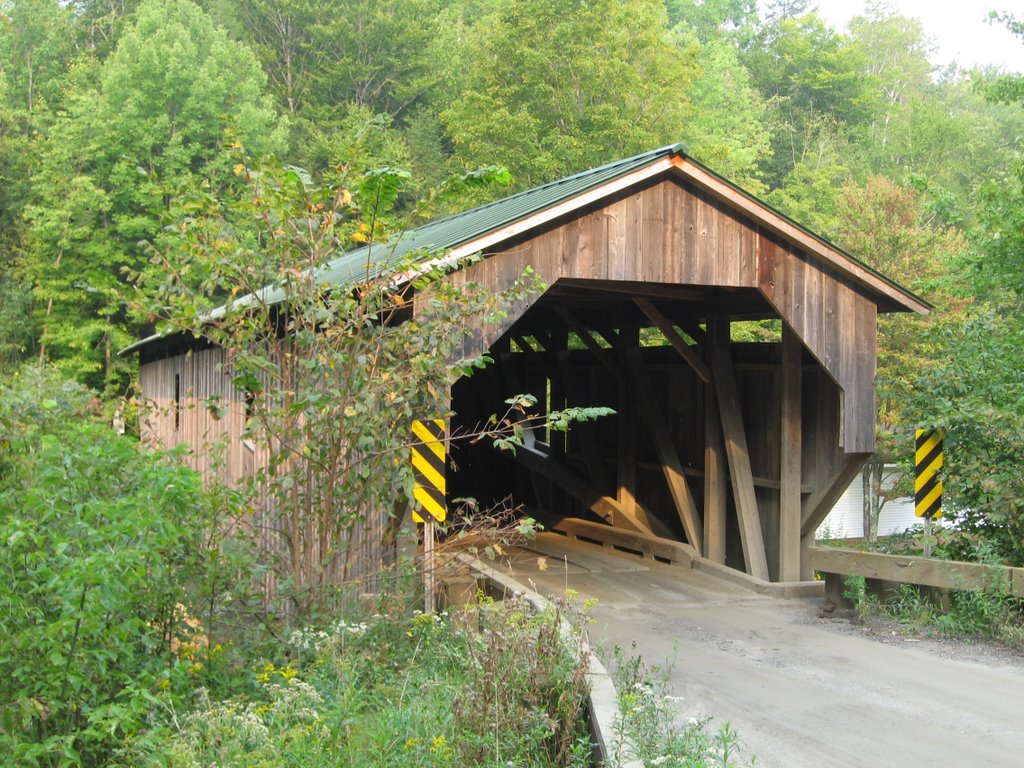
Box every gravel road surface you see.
[492,532,1024,768]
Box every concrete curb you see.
[452,552,644,768]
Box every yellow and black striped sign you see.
[915,428,944,519]
[411,418,446,524]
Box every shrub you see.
[610,646,755,768]
[0,366,245,766]
[127,597,593,768]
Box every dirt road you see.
[493,533,1024,768]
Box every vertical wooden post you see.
[549,327,568,513]
[617,324,638,522]
[779,324,802,582]
[423,520,435,614]
[711,317,771,581]
[703,318,727,563]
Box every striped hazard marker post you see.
[915,428,944,557]
[411,418,447,612]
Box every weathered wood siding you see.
[138,347,254,481]
[757,233,877,452]
[138,348,396,599]
[448,176,876,453]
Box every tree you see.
[0,366,241,765]
[835,176,967,541]
[746,12,873,193]
[847,5,933,173]
[438,0,699,189]
[135,155,607,614]
[23,0,285,389]
[665,0,757,43]
[0,0,80,368]
[672,29,769,188]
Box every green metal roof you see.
[246,142,688,308]
[124,142,928,355]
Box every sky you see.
[798,0,1024,73]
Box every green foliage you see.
[904,309,1024,566]
[610,645,755,767]
[983,13,1024,104]
[438,0,699,189]
[126,597,592,768]
[841,555,1023,649]
[0,366,249,766]
[23,0,285,390]
[134,155,555,614]
[675,31,770,188]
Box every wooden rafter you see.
[551,305,620,378]
[633,297,711,383]
[509,442,652,535]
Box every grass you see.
[118,594,594,768]
[842,572,1024,650]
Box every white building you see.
[818,465,922,540]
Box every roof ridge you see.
[408,142,685,232]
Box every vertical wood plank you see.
[642,182,664,283]
[779,324,803,582]
[679,180,698,283]
[703,319,727,563]
[711,330,770,581]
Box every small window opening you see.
[244,388,257,420]
[173,373,181,431]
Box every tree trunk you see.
[862,461,884,542]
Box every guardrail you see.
[808,546,1024,611]
[551,517,823,598]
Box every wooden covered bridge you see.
[132,144,927,585]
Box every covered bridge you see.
[132,144,927,585]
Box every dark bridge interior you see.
[448,278,844,581]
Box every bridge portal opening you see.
[448,278,835,579]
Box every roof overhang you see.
[424,153,929,316]
[125,145,930,357]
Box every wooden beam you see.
[800,452,870,538]
[703,372,727,564]
[710,336,770,581]
[554,517,696,566]
[552,305,620,379]
[677,320,706,345]
[808,547,1024,599]
[633,298,711,383]
[625,346,704,554]
[616,325,638,524]
[779,325,802,582]
[508,442,651,534]
[555,278,705,303]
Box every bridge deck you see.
[487,532,1024,768]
